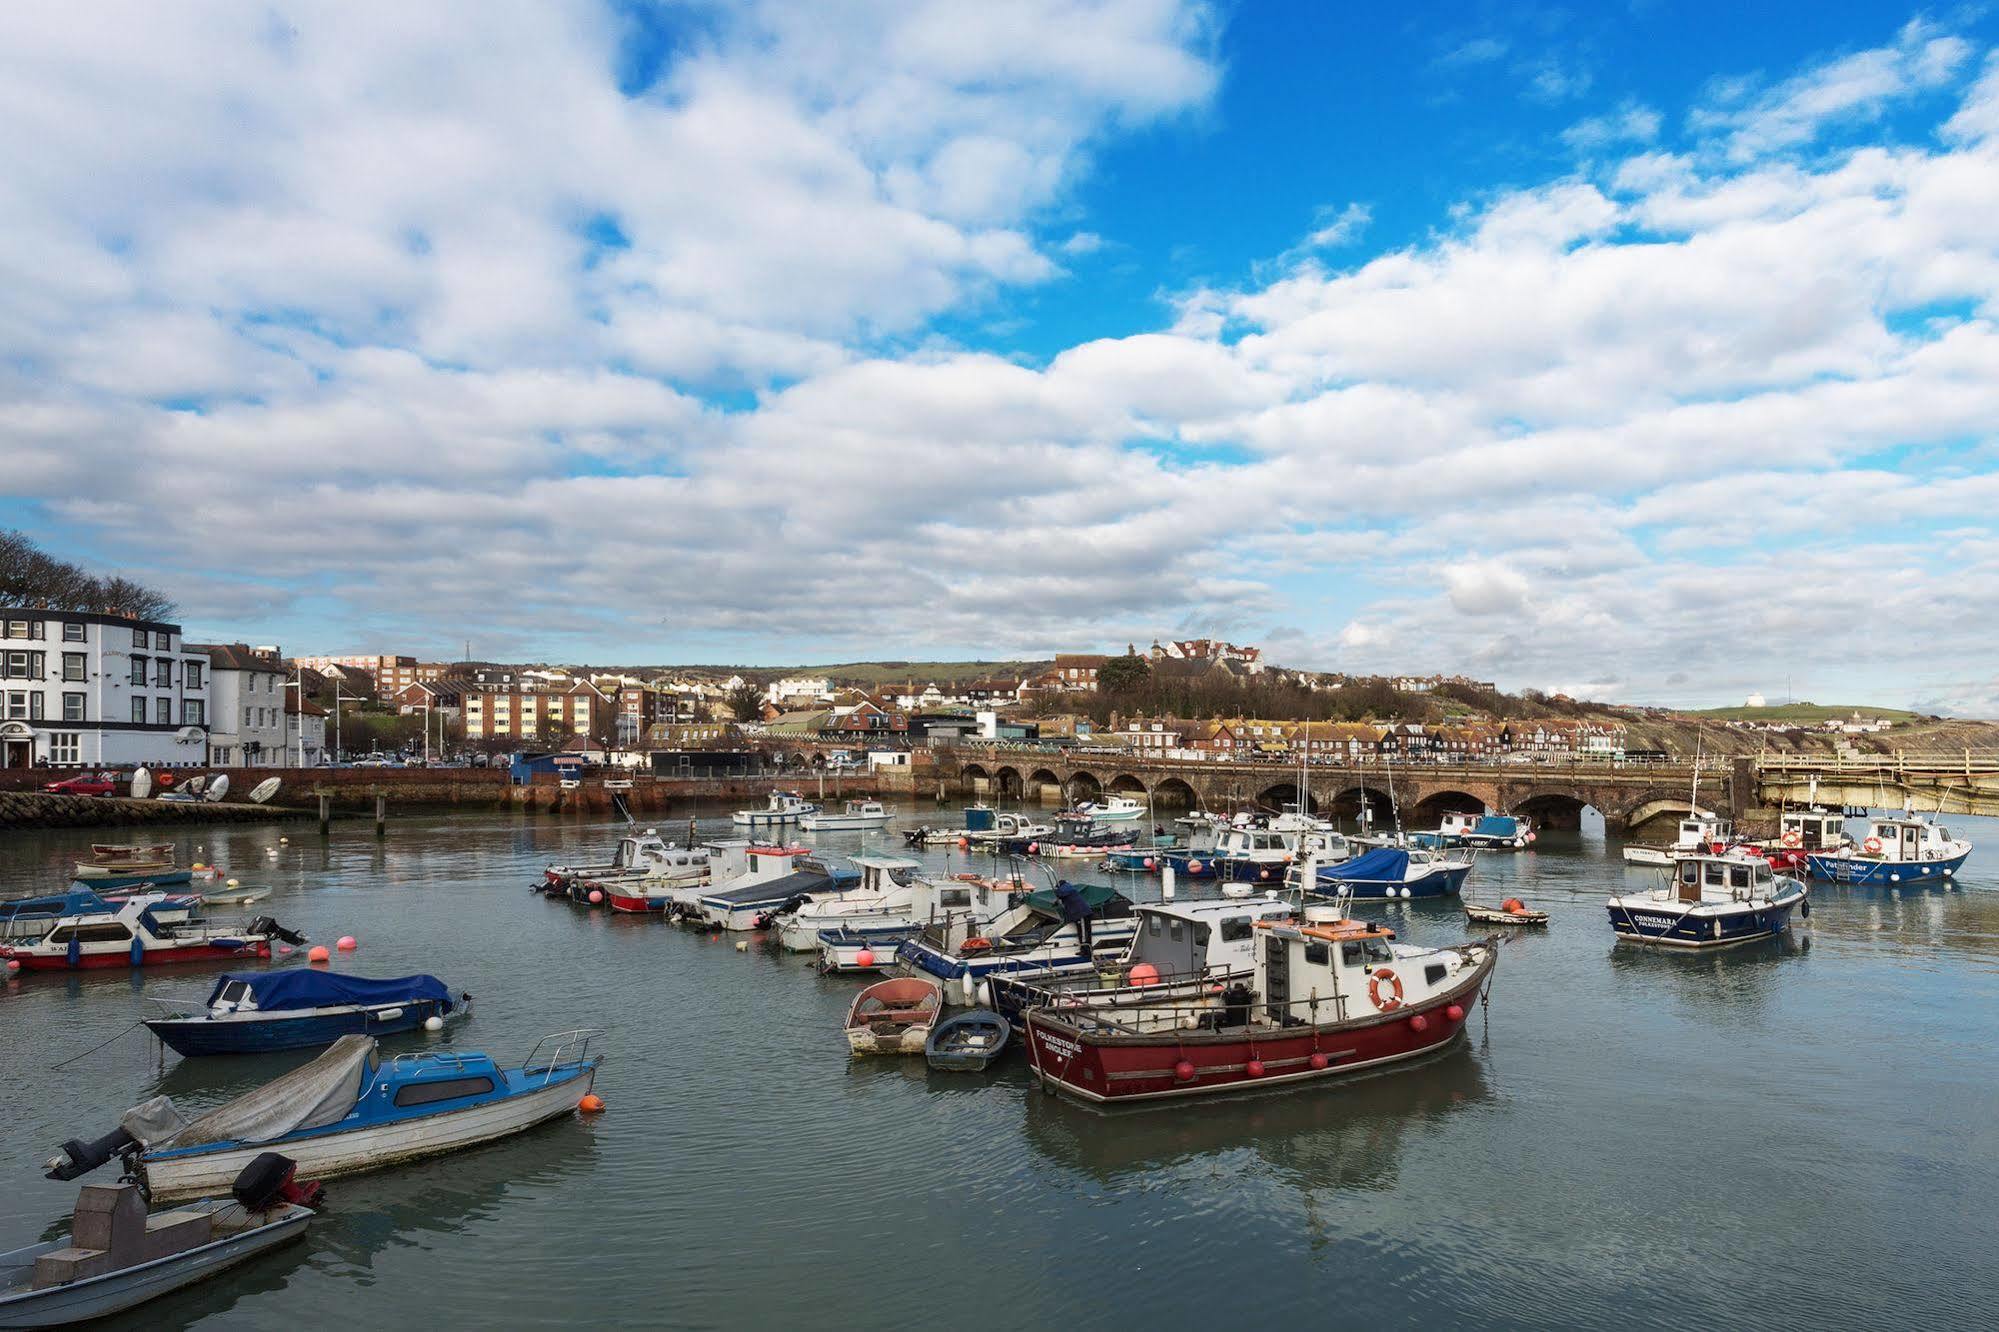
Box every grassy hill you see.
[1687,703,1926,723]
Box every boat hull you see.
[139,1063,594,1201]
[896,921,1138,1006]
[1025,969,1487,1105]
[1802,850,1968,886]
[1606,895,1803,948]
[0,1204,310,1329]
[1324,864,1471,900]
[145,1000,450,1056]
[4,941,271,972]
[69,869,194,890]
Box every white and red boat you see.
[1025,911,1495,1104]
[0,895,303,972]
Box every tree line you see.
[0,529,176,620]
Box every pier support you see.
[318,794,331,836]
[375,793,387,837]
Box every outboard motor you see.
[246,915,307,946]
[232,1152,324,1211]
[45,1126,138,1181]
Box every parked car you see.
[42,772,118,797]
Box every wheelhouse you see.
[1673,852,1776,902]
[1779,810,1844,851]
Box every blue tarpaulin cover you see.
[207,971,455,1014]
[1475,816,1520,838]
[1318,847,1410,882]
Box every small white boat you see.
[203,774,231,803]
[246,777,281,805]
[1075,794,1146,823]
[799,800,891,832]
[732,791,819,827]
[1622,811,1731,866]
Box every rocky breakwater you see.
[0,791,306,830]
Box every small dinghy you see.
[924,1009,1010,1072]
[199,883,271,906]
[202,774,230,803]
[844,977,942,1056]
[1465,898,1548,927]
[247,777,281,805]
[0,1152,320,1328]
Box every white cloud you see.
[1563,101,1663,152]
[1303,203,1372,250]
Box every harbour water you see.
[3,806,1997,1329]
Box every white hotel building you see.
[0,610,212,769]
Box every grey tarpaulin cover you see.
[122,1034,379,1148]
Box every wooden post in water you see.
[375,792,387,837]
[318,793,331,836]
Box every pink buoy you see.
[587,890,603,905]
[1027,842,1039,854]
[1446,1003,1465,1022]
[1173,1059,1196,1081]
[1308,1052,1329,1070]
[1245,1059,1267,1078]
[957,837,969,850]
[855,949,876,968]
[1188,859,1204,875]
[278,945,294,956]
[336,935,357,951]
[1142,858,1155,870]
[307,945,331,964]
[5,959,18,973]
[1127,962,1160,986]
[1409,1014,1429,1033]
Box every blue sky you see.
[3,2,1999,712]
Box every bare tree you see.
[0,529,177,618]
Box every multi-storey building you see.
[196,644,293,766]
[0,609,212,768]
[294,654,422,696]
[462,683,608,743]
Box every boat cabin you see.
[1778,809,1845,851]
[1216,826,1296,861]
[1125,899,1294,981]
[1857,816,1958,862]
[852,855,920,896]
[1671,812,1732,850]
[1673,852,1778,903]
[1250,918,1433,1025]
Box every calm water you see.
[3,804,1997,1330]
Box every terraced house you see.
[0,609,211,769]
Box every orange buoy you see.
[307,945,331,964]
[578,1094,606,1114]
[855,949,876,968]
[1127,962,1161,986]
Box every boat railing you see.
[389,1048,491,1072]
[520,1028,607,1083]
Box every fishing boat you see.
[1304,845,1473,900]
[540,828,691,898]
[966,811,1053,848]
[895,882,1138,1005]
[806,868,1027,965]
[844,978,943,1055]
[1074,795,1146,823]
[1024,912,1496,1104]
[1426,812,1534,850]
[924,1010,1011,1071]
[691,854,858,931]
[1,889,195,942]
[799,799,891,832]
[988,896,1297,1034]
[903,804,1001,847]
[1741,807,1847,873]
[1802,814,1971,887]
[143,972,466,1057]
[44,1030,601,1202]
[770,855,922,951]
[72,844,192,891]
[731,791,819,828]
[1620,810,1731,866]
[1607,849,1808,948]
[1464,898,1548,927]
[0,898,303,972]
[0,1155,319,1328]
[1012,815,1136,860]
[581,843,714,912]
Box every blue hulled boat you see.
[1608,848,1808,947]
[1309,845,1472,900]
[1803,815,1971,887]
[894,882,1136,1005]
[143,970,465,1056]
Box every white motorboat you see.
[1075,794,1146,823]
[1622,810,1732,865]
[1608,848,1809,947]
[731,791,819,827]
[798,800,891,832]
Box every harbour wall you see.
[0,791,307,830]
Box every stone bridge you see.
[941,748,1748,835]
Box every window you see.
[155,698,170,724]
[132,696,147,723]
[28,620,44,640]
[183,700,204,725]
[132,628,148,647]
[62,622,85,642]
[1425,963,1447,985]
[1729,865,1751,891]
[61,652,84,682]
[62,693,85,722]
[392,1075,495,1107]
[154,659,172,687]
[3,620,26,639]
[242,707,252,729]
[28,693,42,720]
[1679,860,1699,885]
[1,650,24,678]
[1304,941,1330,965]
[185,662,202,689]
[1220,917,1254,943]
[129,656,147,685]
[4,692,24,719]
[50,923,134,944]
[49,733,79,764]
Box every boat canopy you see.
[203,970,454,1015]
[1022,882,1128,917]
[1319,846,1410,882]
[122,1035,379,1149]
[0,888,115,919]
[1474,815,1520,838]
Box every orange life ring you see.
[1862,836,1883,855]
[961,937,993,955]
[1367,968,1404,1012]
[1781,830,1802,849]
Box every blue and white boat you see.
[1608,848,1808,948]
[894,882,1136,1005]
[143,971,466,1057]
[1,888,195,942]
[1803,814,1971,887]
[45,1030,601,1202]
[1425,812,1534,850]
[1306,845,1472,900]
[692,854,859,931]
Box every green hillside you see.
[1687,703,1925,723]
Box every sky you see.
[4,1,1999,713]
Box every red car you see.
[42,772,119,797]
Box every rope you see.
[52,1019,147,1069]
